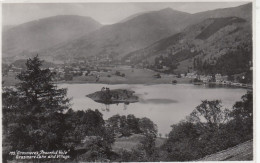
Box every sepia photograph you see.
[1,1,254,162]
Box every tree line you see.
[193,45,252,83]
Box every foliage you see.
[100,87,112,104]
[2,63,10,76]
[139,132,156,156]
[192,78,203,83]
[154,73,161,78]
[230,91,253,123]
[194,45,252,84]
[65,109,115,161]
[153,49,200,73]
[139,117,158,135]
[162,122,202,161]
[2,56,115,162]
[107,114,157,137]
[3,56,70,153]
[187,100,229,129]
[229,91,253,140]
[116,132,159,162]
[115,71,125,77]
[161,91,253,161]
[172,80,177,84]
[108,115,158,161]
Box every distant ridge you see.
[41,8,191,61]
[3,15,102,59]
[184,3,252,26]
[119,11,149,23]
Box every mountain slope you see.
[41,8,191,61]
[195,17,246,40]
[3,15,102,58]
[41,3,251,62]
[3,25,15,32]
[124,15,252,74]
[180,3,252,29]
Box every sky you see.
[2,2,250,26]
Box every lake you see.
[59,83,247,136]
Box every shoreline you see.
[56,80,252,90]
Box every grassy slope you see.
[112,134,166,153]
[2,72,19,87]
[198,140,253,161]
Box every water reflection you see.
[100,103,129,112]
[196,83,248,89]
[98,97,178,112]
[140,98,178,104]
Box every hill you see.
[195,17,245,40]
[11,59,55,69]
[3,25,15,32]
[198,140,253,161]
[40,8,191,61]
[124,12,252,75]
[175,3,252,32]
[3,15,102,60]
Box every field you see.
[59,66,191,85]
[2,66,191,87]
[112,134,166,153]
[2,72,19,87]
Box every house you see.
[58,68,65,73]
[215,74,228,83]
[186,72,197,79]
[200,75,212,83]
[215,74,222,83]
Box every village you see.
[184,72,252,88]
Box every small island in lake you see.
[86,87,139,104]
